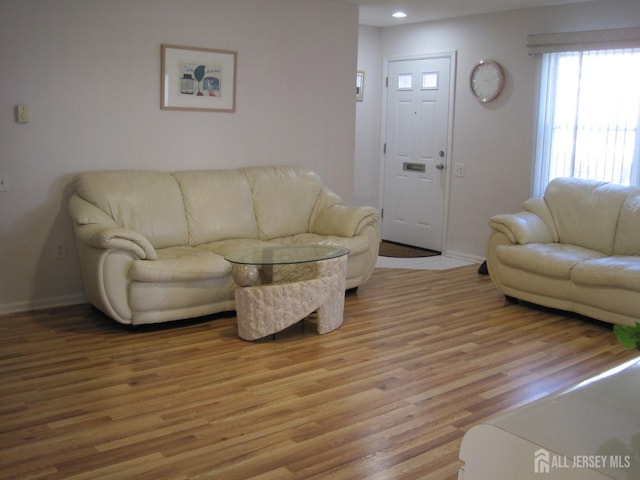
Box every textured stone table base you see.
[234,255,347,341]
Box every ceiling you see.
[341,0,595,27]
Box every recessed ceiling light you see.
[392,11,407,18]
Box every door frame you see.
[378,51,457,253]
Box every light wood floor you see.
[1,265,636,479]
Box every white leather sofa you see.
[68,166,380,325]
[487,177,639,326]
[459,357,640,479]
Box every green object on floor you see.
[614,322,640,350]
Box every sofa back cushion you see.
[241,166,323,240]
[614,189,640,255]
[172,170,259,245]
[73,171,189,248]
[544,177,635,255]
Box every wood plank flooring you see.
[1,265,637,479]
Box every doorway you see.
[380,53,455,251]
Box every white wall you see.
[355,0,640,261]
[354,25,382,207]
[0,0,359,312]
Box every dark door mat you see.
[379,241,440,258]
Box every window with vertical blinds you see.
[530,28,640,194]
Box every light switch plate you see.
[16,104,29,123]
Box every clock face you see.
[470,60,505,102]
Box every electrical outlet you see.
[54,242,66,259]
[0,172,9,192]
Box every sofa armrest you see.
[69,193,157,260]
[312,204,380,238]
[74,224,157,260]
[489,212,554,245]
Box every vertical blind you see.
[530,28,640,194]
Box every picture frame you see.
[356,70,365,101]
[161,44,237,112]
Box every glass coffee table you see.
[225,245,350,341]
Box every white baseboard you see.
[443,250,485,264]
[0,294,87,316]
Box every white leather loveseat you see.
[487,177,639,326]
[68,166,380,325]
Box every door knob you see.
[436,163,445,170]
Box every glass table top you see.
[224,245,350,266]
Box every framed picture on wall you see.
[356,70,365,101]
[161,44,237,112]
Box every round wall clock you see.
[470,60,505,103]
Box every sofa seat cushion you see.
[129,246,230,282]
[572,257,640,293]
[495,243,606,279]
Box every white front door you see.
[382,55,452,251]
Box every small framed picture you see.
[356,70,365,101]
[161,44,237,112]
